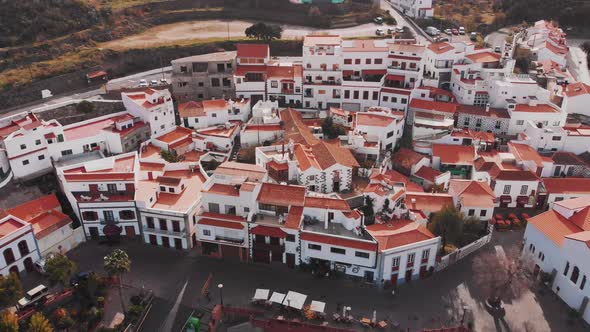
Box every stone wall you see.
[36,101,125,126]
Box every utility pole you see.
[227,21,230,40]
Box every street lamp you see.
[218,283,224,306]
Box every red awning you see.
[362,69,386,76]
[516,196,529,204]
[500,195,512,203]
[342,70,353,76]
[198,218,244,230]
[385,74,405,81]
[251,225,287,238]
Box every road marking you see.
[159,280,188,332]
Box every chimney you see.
[485,103,490,113]
[411,198,416,210]
[528,97,538,107]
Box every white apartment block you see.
[389,0,434,18]
[122,88,176,136]
[178,98,251,130]
[0,215,41,278]
[523,197,590,324]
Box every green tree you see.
[76,100,94,113]
[382,198,390,212]
[428,205,464,248]
[321,117,345,139]
[29,312,53,332]
[45,253,77,287]
[0,273,23,307]
[245,22,282,41]
[104,249,131,312]
[0,311,19,332]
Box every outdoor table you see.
[283,291,308,310]
[269,292,286,305]
[253,288,270,301]
[310,300,326,313]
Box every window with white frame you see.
[520,185,528,195]
[503,185,511,195]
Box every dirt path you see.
[99,19,386,50]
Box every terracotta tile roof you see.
[257,183,306,207]
[198,218,244,230]
[300,232,377,251]
[304,197,351,211]
[413,166,442,183]
[543,178,590,194]
[565,231,590,248]
[266,65,301,79]
[570,206,590,230]
[465,51,501,63]
[178,101,204,118]
[214,161,267,182]
[495,170,538,181]
[509,142,544,167]
[156,126,193,144]
[451,128,495,142]
[206,183,239,196]
[236,44,269,58]
[391,148,426,173]
[564,82,590,97]
[281,108,319,145]
[457,104,510,119]
[7,194,72,239]
[366,220,435,252]
[409,99,458,114]
[284,206,304,230]
[513,103,559,113]
[356,113,395,127]
[427,42,454,54]
[554,197,590,210]
[0,217,27,237]
[527,210,582,246]
[406,193,454,214]
[432,144,475,165]
[551,151,586,166]
[364,183,389,196]
[311,141,359,170]
[449,180,495,208]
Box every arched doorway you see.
[9,266,19,279]
[24,257,34,272]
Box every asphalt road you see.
[61,229,589,332]
[484,28,511,50]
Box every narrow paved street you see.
[64,230,588,332]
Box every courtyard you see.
[42,229,587,332]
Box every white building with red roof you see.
[122,88,175,136]
[56,152,140,240]
[523,197,590,324]
[506,98,567,135]
[448,180,495,220]
[6,194,81,255]
[389,0,433,18]
[2,110,148,180]
[352,108,405,151]
[541,178,590,209]
[367,220,439,285]
[234,44,271,104]
[562,82,590,116]
[178,98,250,130]
[423,42,474,89]
[0,214,40,278]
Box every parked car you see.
[494,46,502,53]
[34,253,56,275]
[139,79,148,87]
[373,17,383,24]
[70,271,92,287]
[451,29,459,35]
[150,80,158,86]
[426,26,440,36]
[459,27,466,35]
[387,27,395,35]
[160,78,168,84]
[375,28,385,36]
[395,27,405,33]
[16,285,48,310]
[436,37,450,42]
[444,29,452,35]
[470,32,478,41]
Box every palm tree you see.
[0,311,19,332]
[104,249,131,312]
[29,312,53,332]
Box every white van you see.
[459,27,466,35]
[426,26,440,36]
[16,285,48,310]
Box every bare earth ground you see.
[99,19,388,50]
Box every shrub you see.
[76,100,94,113]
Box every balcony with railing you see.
[215,235,244,244]
[144,226,185,237]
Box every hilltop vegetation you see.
[0,0,106,48]
[499,0,590,27]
